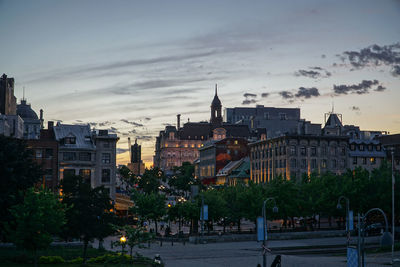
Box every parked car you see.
[364,223,384,236]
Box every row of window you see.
[35,148,54,159]
[349,143,381,152]
[164,143,202,148]
[252,158,347,170]
[352,157,377,165]
[63,168,111,183]
[62,152,111,163]
[252,145,346,159]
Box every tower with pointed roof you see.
[210,84,222,126]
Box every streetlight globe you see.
[120,236,127,243]
[273,206,279,213]
[336,203,342,210]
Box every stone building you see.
[128,138,145,175]
[250,134,348,182]
[27,121,59,191]
[53,123,118,199]
[199,137,249,184]
[154,86,251,171]
[0,73,17,115]
[17,99,43,139]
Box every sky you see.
[1,0,399,166]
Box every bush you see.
[87,253,133,264]
[39,255,65,264]
[69,257,83,264]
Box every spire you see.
[23,86,25,101]
[215,84,218,96]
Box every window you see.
[280,113,287,120]
[79,169,91,180]
[311,147,316,156]
[290,158,297,168]
[368,145,373,151]
[79,152,91,161]
[65,137,76,144]
[370,157,376,165]
[362,157,367,165]
[311,159,317,169]
[45,148,53,158]
[45,169,52,181]
[330,147,337,156]
[353,157,357,165]
[35,149,42,158]
[321,159,327,168]
[102,153,111,164]
[290,146,297,156]
[359,144,364,151]
[300,147,307,156]
[102,169,111,183]
[340,159,346,168]
[321,146,327,156]
[103,141,110,148]
[63,152,76,161]
[301,159,307,169]
[350,144,356,151]
[264,113,269,120]
[283,159,286,168]
[376,145,381,151]
[64,169,75,178]
[234,140,238,145]
[341,147,346,156]
[331,159,337,168]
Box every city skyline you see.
[1,0,399,166]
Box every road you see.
[96,235,399,267]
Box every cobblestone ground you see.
[94,236,398,267]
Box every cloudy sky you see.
[1,0,399,166]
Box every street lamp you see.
[262,197,278,267]
[359,208,392,267]
[120,236,127,254]
[337,195,350,246]
[389,147,396,264]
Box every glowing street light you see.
[120,236,127,254]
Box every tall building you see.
[0,73,17,115]
[154,85,253,172]
[53,123,118,199]
[128,138,145,175]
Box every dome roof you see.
[17,100,38,120]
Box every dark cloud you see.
[145,117,151,121]
[98,121,114,127]
[261,93,269,98]
[341,43,400,77]
[120,119,144,127]
[295,67,331,79]
[279,91,294,99]
[242,99,257,105]
[321,54,326,58]
[136,135,153,141]
[243,93,257,98]
[333,80,384,95]
[392,65,400,77]
[295,87,320,98]
[351,106,360,111]
[116,148,129,154]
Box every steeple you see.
[210,84,222,126]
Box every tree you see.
[131,191,166,235]
[60,175,115,263]
[137,168,162,194]
[115,225,154,257]
[0,136,42,240]
[7,187,66,266]
[169,162,196,193]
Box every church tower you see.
[210,84,222,126]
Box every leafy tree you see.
[60,175,115,263]
[7,187,66,266]
[115,225,154,257]
[222,184,246,232]
[169,162,196,193]
[131,191,166,235]
[0,136,42,240]
[242,181,266,227]
[138,168,162,194]
[200,189,227,233]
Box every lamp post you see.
[262,197,278,267]
[337,196,350,246]
[391,147,395,264]
[359,208,392,267]
[120,235,127,254]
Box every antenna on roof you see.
[23,86,25,101]
[332,101,334,114]
[215,84,218,96]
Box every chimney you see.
[48,121,54,130]
[39,109,44,129]
[177,114,181,130]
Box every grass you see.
[0,245,154,266]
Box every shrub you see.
[69,257,83,264]
[87,253,133,264]
[38,255,65,264]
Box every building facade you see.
[17,99,43,139]
[0,73,17,115]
